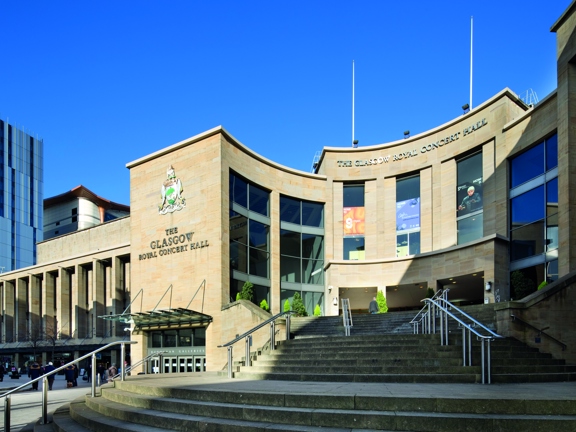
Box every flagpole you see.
[470,16,473,110]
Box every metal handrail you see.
[409,288,446,333]
[112,350,167,379]
[341,298,353,336]
[435,298,502,339]
[218,310,294,378]
[423,298,503,384]
[1,340,136,430]
[510,314,567,351]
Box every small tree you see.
[238,281,254,302]
[283,299,291,312]
[260,299,270,312]
[292,292,308,317]
[313,304,321,316]
[537,280,548,291]
[376,291,388,314]
[426,287,435,298]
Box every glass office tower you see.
[0,119,43,271]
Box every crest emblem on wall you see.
[159,166,186,215]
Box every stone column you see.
[3,281,15,343]
[16,278,27,342]
[93,259,106,337]
[57,268,71,338]
[42,272,57,341]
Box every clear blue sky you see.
[0,1,568,205]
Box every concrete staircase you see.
[37,374,576,432]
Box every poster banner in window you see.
[396,198,420,231]
[343,207,365,235]
[457,181,483,215]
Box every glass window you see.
[164,330,177,347]
[280,196,301,224]
[179,329,192,347]
[193,328,206,346]
[457,153,483,217]
[303,259,323,284]
[280,256,301,282]
[344,185,364,207]
[510,143,544,188]
[249,248,269,278]
[249,220,269,251]
[511,186,545,228]
[457,213,483,245]
[249,184,269,216]
[397,176,420,256]
[302,201,323,228]
[230,173,248,208]
[344,237,365,260]
[302,233,323,260]
[545,134,558,171]
[230,214,248,244]
[230,241,247,273]
[511,220,545,261]
[280,229,301,257]
[151,332,162,348]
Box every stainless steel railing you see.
[218,311,293,378]
[0,340,136,430]
[341,298,353,336]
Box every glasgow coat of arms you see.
[159,166,186,215]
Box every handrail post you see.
[439,307,444,346]
[462,326,466,366]
[227,346,233,378]
[121,342,126,381]
[487,339,492,384]
[444,307,449,345]
[270,321,276,351]
[426,303,431,334]
[285,313,291,340]
[468,330,472,366]
[41,376,48,424]
[91,353,97,397]
[5,394,10,431]
[158,353,163,374]
[481,338,486,384]
[245,335,252,367]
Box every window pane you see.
[179,329,192,347]
[302,233,323,260]
[344,185,364,207]
[396,176,420,201]
[280,196,300,224]
[151,332,162,348]
[457,213,483,244]
[249,248,269,278]
[281,256,301,282]
[344,237,365,260]
[230,214,247,245]
[280,289,298,309]
[546,213,558,252]
[249,184,269,216]
[510,143,544,188]
[547,177,558,218]
[280,229,301,257]
[510,265,544,300]
[396,234,408,257]
[193,328,206,346]
[510,220,545,261]
[230,173,247,208]
[547,259,558,282]
[303,259,323,284]
[302,291,324,316]
[457,153,483,216]
[164,330,177,347]
[252,284,270,310]
[249,220,269,251]
[230,241,247,273]
[546,134,558,171]
[302,201,323,227]
[409,231,420,255]
[511,186,544,227]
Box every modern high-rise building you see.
[0,119,43,272]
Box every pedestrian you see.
[97,363,105,383]
[28,362,42,390]
[369,296,379,314]
[86,362,92,382]
[73,363,79,387]
[108,363,117,382]
[64,363,75,388]
[44,361,56,390]
[0,363,4,382]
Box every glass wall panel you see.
[302,291,324,316]
[249,184,269,216]
[343,185,365,207]
[193,328,206,346]
[179,329,192,346]
[302,233,323,260]
[151,332,162,348]
[457,213,483,244]
[230,214,248,243]
[545,134,558,171]
[546,213,558,252]
[302,201,324,227]
[230,241,247,273]
[510,143,544,188]
[344,237,365,260]
[396,176,420,256]
[280,196,301,224]
[280,229,301,257]
[249,249,269,278]
[303,259,324,284]
[511,186,544,227]
[547,177,558,217]
[510,264,544,300]
[249,220,269,251]
[457,153,483,216]
[280,256,301,282]
[510,220,545,261]
[409,231,421,256]
[164,330,177,347]
[230,174,248,208]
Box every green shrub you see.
[260,299,269,312]
[292,292,308,317]
[426,287,435,298]
[313,304,321,316]
[284,299,291,312]
[236,292,240,301]
[237,281,254,302]
[376,291,388,314]
[537,280,548,291]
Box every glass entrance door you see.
[163,356,178,373]
[178,357,194,372]
[194,356,206,372]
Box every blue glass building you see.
[0,119,43,271]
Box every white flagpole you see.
[470,16,473,110]
[352,60,355,147]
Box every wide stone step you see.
[239,365,477,375]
